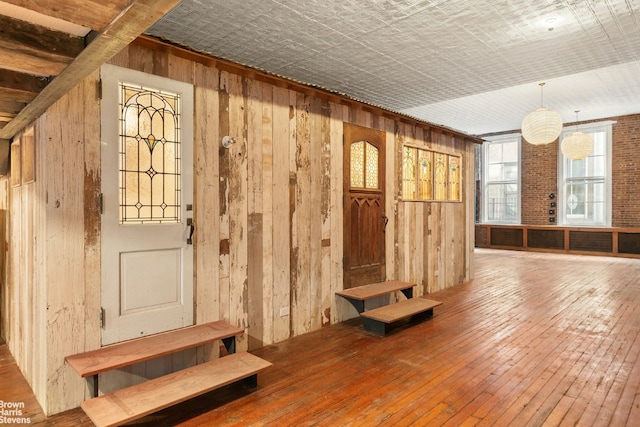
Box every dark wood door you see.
[343,123,386,289]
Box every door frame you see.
[343,123,386,289]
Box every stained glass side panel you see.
[434,152,447,201]
[365,142,379,189]
[418,150,433,200]
[350,141,365,188]
[448,155,461,201]
[402,146,417,199]
[119,82,181,224]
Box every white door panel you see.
[101,64,194,345]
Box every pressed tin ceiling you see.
[147,0,640,136]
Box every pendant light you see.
[521,83,563,145]
[561,110,593,160]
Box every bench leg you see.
[400,288,414,300]
[361,318,388,336]
[242,374,258,388]
[88,374,99,398]
[222,337,236,354]
[411,308,434,322]
[342,297,365,314]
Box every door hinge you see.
[99,307,105,329]
[97,79,102,100]
[98,193,104,214]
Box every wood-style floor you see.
[3,248,640,426]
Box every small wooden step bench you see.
[336,280,415,313]
[361,297,442,336]
[66,320,244,396]
[66,320,271,426]
[80,352,271,427]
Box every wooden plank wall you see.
[0,39,475,415]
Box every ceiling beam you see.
[0,14,84,76]
[0,0,183,140]
[2,0,133,32]
[0,69,48,104]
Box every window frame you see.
[557,121,614,227]
[481,133,521,224]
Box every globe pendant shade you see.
[561,131,594,160]
[521,107,563,145]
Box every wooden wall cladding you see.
[1,37,476,414]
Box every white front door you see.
[100,64,194,345]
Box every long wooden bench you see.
[66,320,271,426]
[360,297,443,336]
[336,280,415,313]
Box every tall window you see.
[482,134,520,223]
[559,121,613,226]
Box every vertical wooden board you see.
[107,45,129,67]
[246,77,264,350]
[33,121,47,402]
[123,42,155,75]
[309,96,323,331]
[261,84,274,344]
[227,73,248,352]
[82,71,101,365]
[293,93,311,336]
[350,108,373,129]
[319,100,332,327]
[423,203,434,294]
[288,90,297,338]
[384,117,396,281]
[415,202,424,297]
[44,82,86,413]
[194,63,221,362]
[218,71,232,328]
[168,52,195,84]
[330,103,348,322]
[271,86,291,342]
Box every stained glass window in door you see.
[434,152,447,200]
[350,140,379,189]
[119,82,182,224]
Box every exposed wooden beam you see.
[0,14,84,76]
[0,69,48,103]
[2,0,133,32]
[0,99,27,115]
[0,0,183,140]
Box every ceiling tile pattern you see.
[148,0,640,135]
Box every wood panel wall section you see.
[0,36,478,415]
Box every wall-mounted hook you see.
[221,136,237,149]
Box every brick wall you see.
[521,137,558,225]
[612,114,640,228]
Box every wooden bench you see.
[360,297,443,336]
[66,320,271,427]
[336,280,415,313]
[80,352,271,427]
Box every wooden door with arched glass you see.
[343,123,386,289]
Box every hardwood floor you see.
[2,248,640,426]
